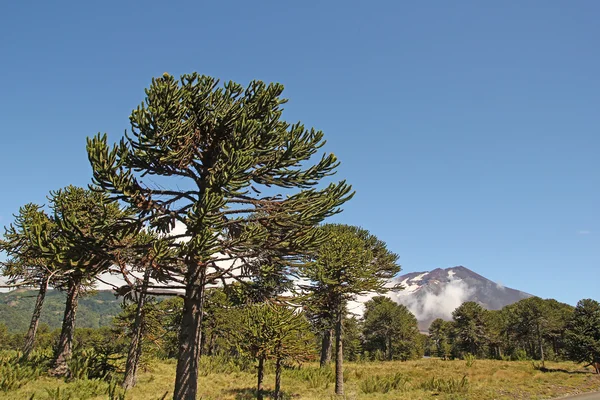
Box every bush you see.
[464,352,476,367]
[359,372,409,394]
[197,354,254,376]
[287,366,334,389]
[513,349,529,361]
[0,353,41,392]
[420,375,469,394]
[68,348,121,380]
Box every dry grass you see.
[7,358,600,399]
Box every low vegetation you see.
[1,356,599,400]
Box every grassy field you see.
[5,358,600,400]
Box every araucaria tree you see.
[229,303,314,400]
[300,224,400,395]
[32,186,131,376]
[87,73,353,400]
[0,203,57,359]
[452,301,488,358]
[363,296,421,361]
[565,299,600,374]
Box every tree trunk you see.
[50,275,81,376]
[538,328,545,367]
[257,356,265,400]
[387,335,393,361]
[207,333,216,356]
[320,329,332,367]
[334,309,344,396]
[173,271,205,400]
[22,274,49,359]
[122,268,151,389]
[274,356,282,400]
[199,326,207,357]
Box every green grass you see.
[4,358,600,399]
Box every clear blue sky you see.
[1,1,598,305]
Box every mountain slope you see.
[0,289,123,332]
[389,266,532,331]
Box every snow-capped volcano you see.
[389,266,532,331]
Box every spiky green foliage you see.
[565,299,600,371]
[35,186,135,278]
[230,303,314,364]
[300,224,400,301]
[87,73,353,268]
[0,203,56,287]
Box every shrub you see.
[420,375,469,394]
[359,372,409,394]
[287,366,334,389]
[68,348,121,380]
[464,352,476,367]
[513,349,529,361]
[197,354,254,376]
[0,354,41,392]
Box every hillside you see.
[0,289,123,332]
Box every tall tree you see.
[428,318,453,359]
[0,204,57,359]
[300,224,400,395]
[565,299,600,374]
[452,301,488,357]
[508,297,552,366]
[363,296,421,361]
[30,186,132,376]
[87,72,352,400]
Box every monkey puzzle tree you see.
[299,224,400,395]
[452,301,489,358]
[0,203,58,359]
[507,297,552,366]
[87,72,353,400]
[30,186,133,376]
[229,303,314,400]
[428,318,453,359]
[565,299,600,373]
[363,296,420,361]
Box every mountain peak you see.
[390,266,531,331]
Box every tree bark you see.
[539,337,546,367]
[257,356,265,400]
[386,335,393,361]
[538,327,545,367]
[274,356,282,400]
[122,268,151,389]
[50,275,81,376]
[334,309,344,395]
[320,329,332,368]
[199,326,207,357]
[173,271,205,400]
[22,274,49,359]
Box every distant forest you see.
[0,289,122,332]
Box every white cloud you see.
[390,277,474,321]
[578,230,592,235]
